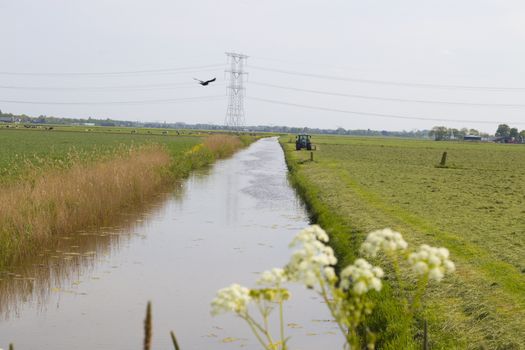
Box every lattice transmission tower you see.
[225,52,248,129]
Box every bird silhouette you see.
[193,77,216,86]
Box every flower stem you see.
[247,311,275,348]
[279,299,286,349]
[411,274,429,314]
[318,276,353,347]
[242,314,272,350]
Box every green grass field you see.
[0,127,254,269]
[281,135,525,349]
[0,127,201,182]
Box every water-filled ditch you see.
[0,137,342,349]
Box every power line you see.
[0,95,223,105]
[247,96,525,125]
[249,81,525,108]
[0,64,223,77]
[250,65,525,91]
[0,81,224,91]
[251,56,362,72]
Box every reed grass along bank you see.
[0,133,254,268]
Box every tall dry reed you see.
[203,134,243,158]
[0,134,254,267]
[0,146,172,266]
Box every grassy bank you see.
[0,130,255,268]
[0,128,204,183]
[280,135,525,349]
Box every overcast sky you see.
[2,0,525,132]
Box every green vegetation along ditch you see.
[280,135,525,349]
[0,127,257,269]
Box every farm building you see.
[0,116,14,123]
[463,135,482,141]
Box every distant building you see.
[492,136,522,143]
[463,135,482,141]
[0,116,13,123]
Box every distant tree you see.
[496,124,511,137]
[459,128,469,138]
[429,126,448,141]
[469,129,480,136]
[510,128,519,139]
[480,132,490,140]
[520,130,525,143]
[34,115,46,124]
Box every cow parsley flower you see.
[257,268,288,286]
[211,283,251,316]
[287,225,337,287]
[340,258,384,295]
[408,245,455,282]
[360,228,408,258]
[290,224,330,245]
[324,266,337,282]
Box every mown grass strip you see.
[280,142,421,349]
[280,136,525,349]
[328,162,525,301]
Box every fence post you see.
[171,331,181,350]
[439,152,447,167]
[310,151,314,161]
[144,302,152,350]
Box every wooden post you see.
[144,302,152,350]
[439,152,447,167]
[171,331,181,350]
[310,151,314,161]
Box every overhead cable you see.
[0,64,223,77]
[0,95,224,105]
[0,81,224,91]
[247,96,525,125]
[250,65,525,91]
[249,81,525,108]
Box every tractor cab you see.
[295,133,312,150]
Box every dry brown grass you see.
[0,145,172,266]
[0,134,254,268]
[203,134,243,158]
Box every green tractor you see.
[295,133,312,151]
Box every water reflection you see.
[0,190,181,320]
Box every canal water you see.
[0,137,342,349]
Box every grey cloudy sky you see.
[1,0,525,132]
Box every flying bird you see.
[194,77,216,86]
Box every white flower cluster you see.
[287,225,338,287]
[211,283,251,316]
[340,258,384,295]
[257,268,288,286]
[360,228,408,258]
[408,245,455,282]
[290,224,330,244]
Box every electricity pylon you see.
[225,52,248,129]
